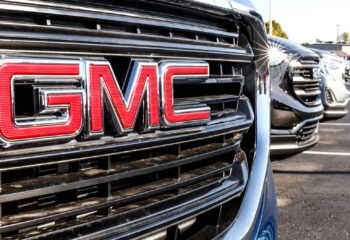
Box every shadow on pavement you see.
[273,170,350,175]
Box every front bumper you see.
[323,96,350,119]
[270,132,320,156]
[270,89,323,157]
[270,115,322,156]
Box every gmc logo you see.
[0,58,210,146]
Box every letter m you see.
[87,60,159,137]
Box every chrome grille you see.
[0,1,255,239]
[292,58,321,106]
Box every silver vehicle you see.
[312,49,350,119]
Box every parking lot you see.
[273,106,350,239]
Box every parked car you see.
[311,49,350,119]
[0,1,276,239]
[268,36,323,157]
[345,61,350,91]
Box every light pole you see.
[337,24,340,55]
[269,0,272,35]
[337,24,340,42]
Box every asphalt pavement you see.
[272,106,350,240]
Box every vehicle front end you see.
[268,36,323,157]
[312,49,350,119]
[0,1,276,239]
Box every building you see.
[307,43,350,58]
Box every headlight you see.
[320,57,342,81]
[322,57,341,70]
[319,59,327,74]
[269,47,288,66]
[312,67,321,79]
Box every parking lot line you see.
[303,151,350,156]
[320,123,350,126]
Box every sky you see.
[252,0,350,44]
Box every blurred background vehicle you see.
[268,36,323,157]
[311,49,350,119]
[345,61,350,91]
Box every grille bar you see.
[0,1,254,61]
[0,142,239,204]
[0,111,253,169]
[0,131,249,238]
[4,178,244,240]
[1,160,234,233]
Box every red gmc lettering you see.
[0,59,211,146]
[160,62,210,126]
[87,60,159,135]
[0,63,83,143]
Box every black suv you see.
[268,36,323,157]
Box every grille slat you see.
[0,141,238,204]
[174,66,244,121]
[0,1,254,61]
[3,177,238,240]
[0,133,249,238]
[1,160,233,232]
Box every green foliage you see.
[301,42,310,46]
[265,20,288,39]
[341,32,349,43]
[316,39,323,43]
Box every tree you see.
[265,20,288,39]
[341,32,349,43]
[301,42,310,46]
[316,39,323,43]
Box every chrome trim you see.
[270,134,319,152]
[271,114,323,135]
[324,109,349,116]
[2,0,258,23]
[222,74,270,239]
